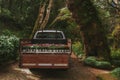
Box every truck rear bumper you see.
[20,63,69,69]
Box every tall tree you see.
[67,0,110,60]
[30,0,53,38]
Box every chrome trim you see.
[22,63,36,66]
[54,64,68,66]
[38,63,52,66]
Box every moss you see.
[84,56,111,69]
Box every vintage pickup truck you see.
[19,30,71,69]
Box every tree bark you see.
[30,0,53,38]
[1,0,4,13]
[8,0,13,11]
[67,0,110,60]
[40,0,53,29]
[30,2,46,38]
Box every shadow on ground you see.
[30,69,70,80]
[0,58,97,80]
[29,58,96,80]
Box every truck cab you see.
[33,30,66,39]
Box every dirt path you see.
[29,58,96,80]
[0,59,96,80]
[88,67,118,80]
[0,54,117,80]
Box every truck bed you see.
[19,39,71,69]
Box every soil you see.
[0,53,118,80]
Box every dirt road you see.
[0,54,116,80]
[0,54,117,80]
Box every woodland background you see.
[0,0,120,79]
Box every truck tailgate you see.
[20,53,70,69]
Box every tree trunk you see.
[1,0,4,13]
[67,0,110,60]
[30,0,53,38]
[8,0,13,11]
[30,3,46,38]
[39,0,53,29]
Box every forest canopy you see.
[0,0,120,62]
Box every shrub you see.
[111,67,120,79]
[112,25,120,49]
[95,61,111,69]
[0,31,19,64]
[111,49,120,60]
[72,42,83,56]
[84,56,96,67]
[84,56,112,69]
[111,49,120,66]
[1,29,13,36]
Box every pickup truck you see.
[19,30,71,69]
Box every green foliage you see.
[111,67,120,79]
[112,25,120,49]
[95,61,111,69]
[58,7,72,20]
[111,49,120,66]
[111,49,120,60]
[72,42,83,56]
[0,8,11,17]
[0,30,19,64]
[1,30,13,36]
[84,56,96,67]
[84,56,112,69]
[0,0,41,36]
[92,0,111,34]
[51,7,80,41]
[92,0,119,33]
[0,0,66,37]
[112,25,120,38]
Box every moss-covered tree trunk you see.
[67,0,110,60]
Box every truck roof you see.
[36,30,62,32]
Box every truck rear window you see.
[36,32,63,39]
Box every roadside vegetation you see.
[0,30,19,65]
[0,0,120,79]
